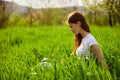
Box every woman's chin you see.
[75,33,79,36]
[72,32,79,35]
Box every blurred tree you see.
[27,7,39,26]
[26,1,39,26]
[39,8,66,26]
[82,0,106,25]
[26,0,66,26]
[104,0,120,27]
[0,0,14,28]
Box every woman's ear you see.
[77,21,81,26]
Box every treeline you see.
[0,0,120,28]
[82,0,120,27]
[8,8,68,27]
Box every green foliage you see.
[8,13,30,27]
[38,8,65,26]
[0,25,120,80]
[103,0,120,26]
[8,8,67,27]
[0,0,14,28]
[85,13,109,26]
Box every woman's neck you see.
[80,29,89,38]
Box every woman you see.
[67,11,108,70]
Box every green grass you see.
[0,25,120,80]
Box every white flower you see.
[41,58,52,69]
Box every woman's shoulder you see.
[83,33,98,45]
[84,33,96,41]
[87,33,98,47]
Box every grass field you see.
[0,25,120,80]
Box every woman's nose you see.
[70,28,74,33]
[70,28,72,31]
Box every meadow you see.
[0,25,120,80]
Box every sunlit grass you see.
[0,25,120,80]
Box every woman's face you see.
[69,22,81,35]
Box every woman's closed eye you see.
[69,26,73,28]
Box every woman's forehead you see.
[69,23,75,25]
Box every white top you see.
[76,33,98,57]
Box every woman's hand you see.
[70,52,76,56]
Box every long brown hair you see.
[68,11,90,54]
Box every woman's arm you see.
[90,45,109,70]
